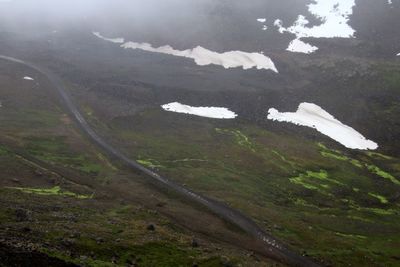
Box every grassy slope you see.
[0,64,278,266]
[98,104,400,266]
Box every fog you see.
[0,0,306,51]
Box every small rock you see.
[146,224,155,231]
[22,226,31,233]
[191,239,199,248]
[80,255,88,261]
[11,178,20,183]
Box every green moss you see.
[361,207,395,216]
[318,143,363,168]
[137,159,164,169]
[289,170,343,195]
[271,150,297,168]
[366,164,400,185]
[25,137,103,174]
[0,145,9,156]
[368,193,389,204]
[215,128,255,152]
[366,152,394,160]
[335,232,367,240]
[7,186,92,199]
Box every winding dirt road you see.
[0,55,320,267]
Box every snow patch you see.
[262,25,268,31]
[257,18,266,23]
[397,53,400,56]
[93,32,124,44]
[275,0,356,54]
[161,102,237,119]
[93,32,278,72]
[287,39,318,54]
[267,103,378,150]
[23,76,34,81]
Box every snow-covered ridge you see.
[93,32,278,72]
[267,103,378,150]
[275,0,356,54]
[161,102,237,119]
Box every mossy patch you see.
[137,159,164,169]
[290,170,344,194]
[215,128,255,152]
[7,186,92,199]
[318,143,399,185]
[366,164,400,185]
[368,193,389,204]
[335,232,367,240]
[25,136,103,175]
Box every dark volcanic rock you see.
[146,224,156,231]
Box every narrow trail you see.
[0,55,320,267]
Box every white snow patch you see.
[93,32,278,72]
[275,0,356,54]
[388,0,392,4]
[93,32,124,44]
[262,25,268,31]
[23,76,34,81]
[257,18,267,23]
[267,103,378,150]
[287,39,318,54]
[161,102,237,119]
[397,53,400,56]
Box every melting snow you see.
[23,76,34,81]
[93,32,278,72]
[257,18,267,23]
[161,102,237,119]
[267,103,378,150]
[275,0,356,54]
[287,39,318,54]
[93,32,124,44]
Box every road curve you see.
[0,55,320,267]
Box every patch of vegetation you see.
[366,152,393,160]
[368,193,388,204]
[25,136,103,175]
[289,170,344,194]
[317,143,362,168]
[7,186,92,199]
[366,164,400,185]
[335,232,367,240]
[0,145,9,156]
[137,159,165,169]
[318,143,399,185]
[215,128,255,152]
